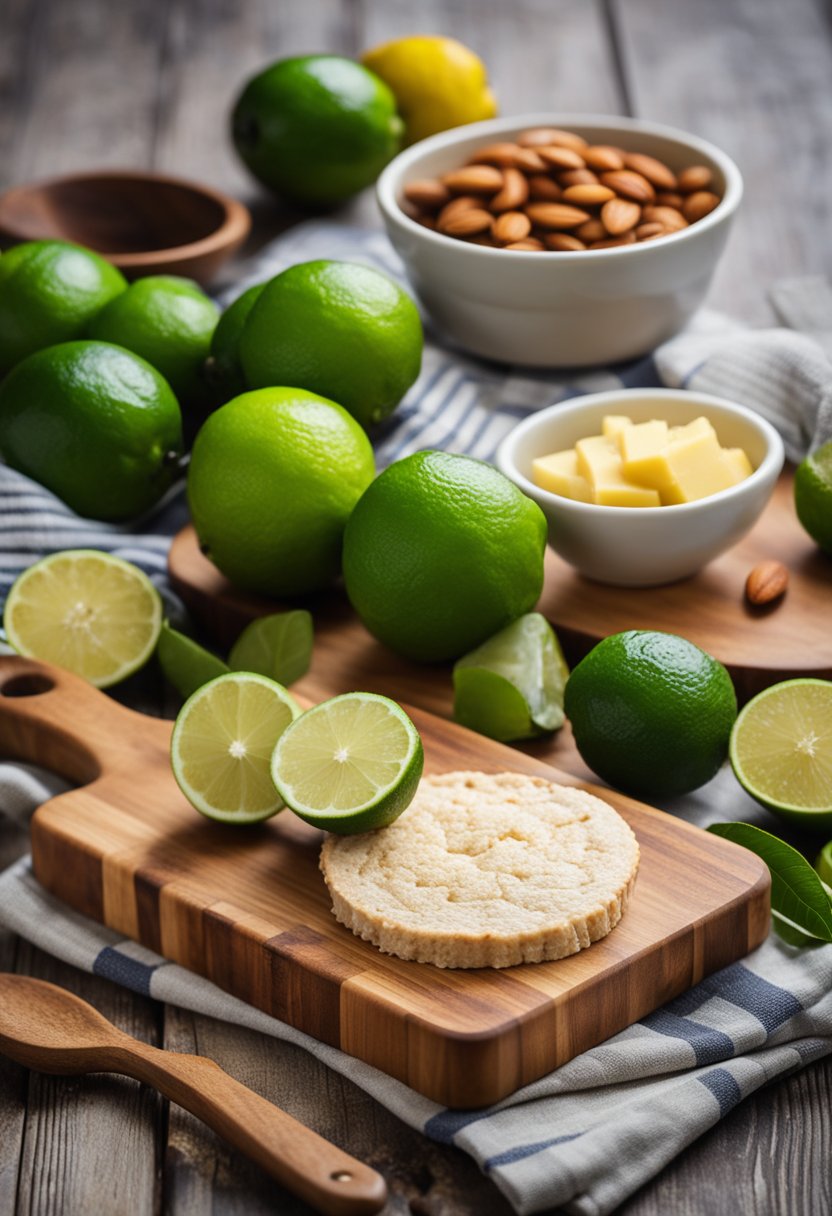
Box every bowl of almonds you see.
[376,113,742,367]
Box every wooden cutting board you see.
[0,655,769,1109]
[169,471,832,703]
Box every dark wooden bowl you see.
[0,170,252,285]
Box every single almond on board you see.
[442,165,504,194]
[642,205,689,231]
[538,146,586,171]
[438,207,494,236]
[513,147,548,173]
[636,221,666,240]
[558,168,600,187]
[745,561,789,606]
[683,191,721,222]
[403,179,450,209]
[527,175,562,201]
[492,210,532,243]
[525,203,591,229]
[437,195,479,225]
[583,145,625,171]
[678,164,713,193]
[544,233,587,251]
[518,127,588,150]
[591,232,637,248]
[505,238,545,250]
[599,169,656,203]
[656,191,684,210]
[576,217,607,242]
[623,151,677,190]
[468,142,526,167]
[490,168,529,211]
[561,184,616,205]
[601,197,641,235]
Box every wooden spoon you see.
[0,973,387,1215]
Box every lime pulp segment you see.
[730,679,832,813]
[3,549,162,688]
[171,672,300,823]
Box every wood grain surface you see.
[0,654,768,1108]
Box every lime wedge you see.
[816,839,832,890]
[171,672,301,823]
[271,692,423,833]
[730,678,832,829]
[453,613,568,742]
[3,549,162,688]
[229,610,313,686]
[157,622,229,699]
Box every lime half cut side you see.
[3,549,162,688]
[171,672,301,823]
[730,678,832,829]
[271,692,424,834]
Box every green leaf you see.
[229,611,313,687]
[708,821,832,945]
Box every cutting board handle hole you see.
[0,673,55,698]
[330,1171,353,1183]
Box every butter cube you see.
[721,447,754,484]
[665,430,737,502]
[602,415,633,440]
[532,450,592,502]
[617,420,670,484]
[576,434,661,507]
[576,434,618,484]
[670,417,716,443]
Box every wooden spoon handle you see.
[114,1042,387,1215]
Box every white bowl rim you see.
[495,387,785,515]
[377,111,744,261]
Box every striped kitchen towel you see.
[1,219,831,1215]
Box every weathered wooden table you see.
[1,1,830,1212]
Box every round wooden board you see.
[168,470,832,704]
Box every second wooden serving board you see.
[0,656,769,1109]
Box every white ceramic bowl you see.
[377,113,743,367]
[496,389,784,587]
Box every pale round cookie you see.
[319,770,640,968]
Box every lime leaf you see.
[229,610,313,686]
[453,613,568,742]
[157,622,229,699]
[708,821,832,944]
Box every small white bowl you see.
[377,113,743,367]
[496,389,784,587]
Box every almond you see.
[544,233,586,251]
[438,207,494,237]
[623,152,677,190]
[513,147,548,173]
[562,183,616,206]
[403,179,451,209]
[599,169,656,203]
[635,221,666,241]
[745,561,788,606]
[682,191,721,222]
[590,232,637,249]
[468,142,526,167]
[490,168,529,212]
[575,217,607,242]
[678,165,713,193]
[583,145,625,172]
[505,238,545,250]
[442,165,504,194]
[492,210,532,244]
[642,205,689,231]
[527,175,562,202]
[656,191,684,210]
[436,195,479,226]
[413,214,437,230]
[601,197,641,235]
[558,168,600,187]
[518,127,588,150]
[525,203,591,229]
[538,146,586,170]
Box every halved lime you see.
[229,610,313,686]
[270,692,423,833]
[171,672,301,823]
[730,678,832,829]
[3,549,162,688]
[157,622,229,699]
[453,613,568,742]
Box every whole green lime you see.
[88,275,219,405]
[188,387,375,597]
[564,630,737,798]
[342,451,547,663]
[206,283,265,401]
[0,340,183,520]
[240,260,422,429]
[795,441,832,556]
[0,240,126,375]
[231,55,403,205]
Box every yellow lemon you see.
[362,36,497,145]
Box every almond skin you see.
[642,205,689,231]
[525,203,591,229]
[601,198,641,235]
[438,207,494,236]
[623,152,677,190]
[492,210,532,244]
[538,146,586,171]
[745,561,789,606]
[575,217,607,242]
[436,195,479,226]
[513,147,548,173]
[558,168,600,187]
[490,167,529,212]
[678,165,713,193]
[403,179,451,209]
[544,233,586,251]
[635,221,666,241]
[590,232,637,249]
[656,191,684,210]
[583,145,625,172]
[683,191,721,222]
[505,237,545,250]
[518,127,588,150]
[527,175,562,201]
[468,142,526,167]
[561,183,616,206]
[442,165,504,194]
[599,169,656,203]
